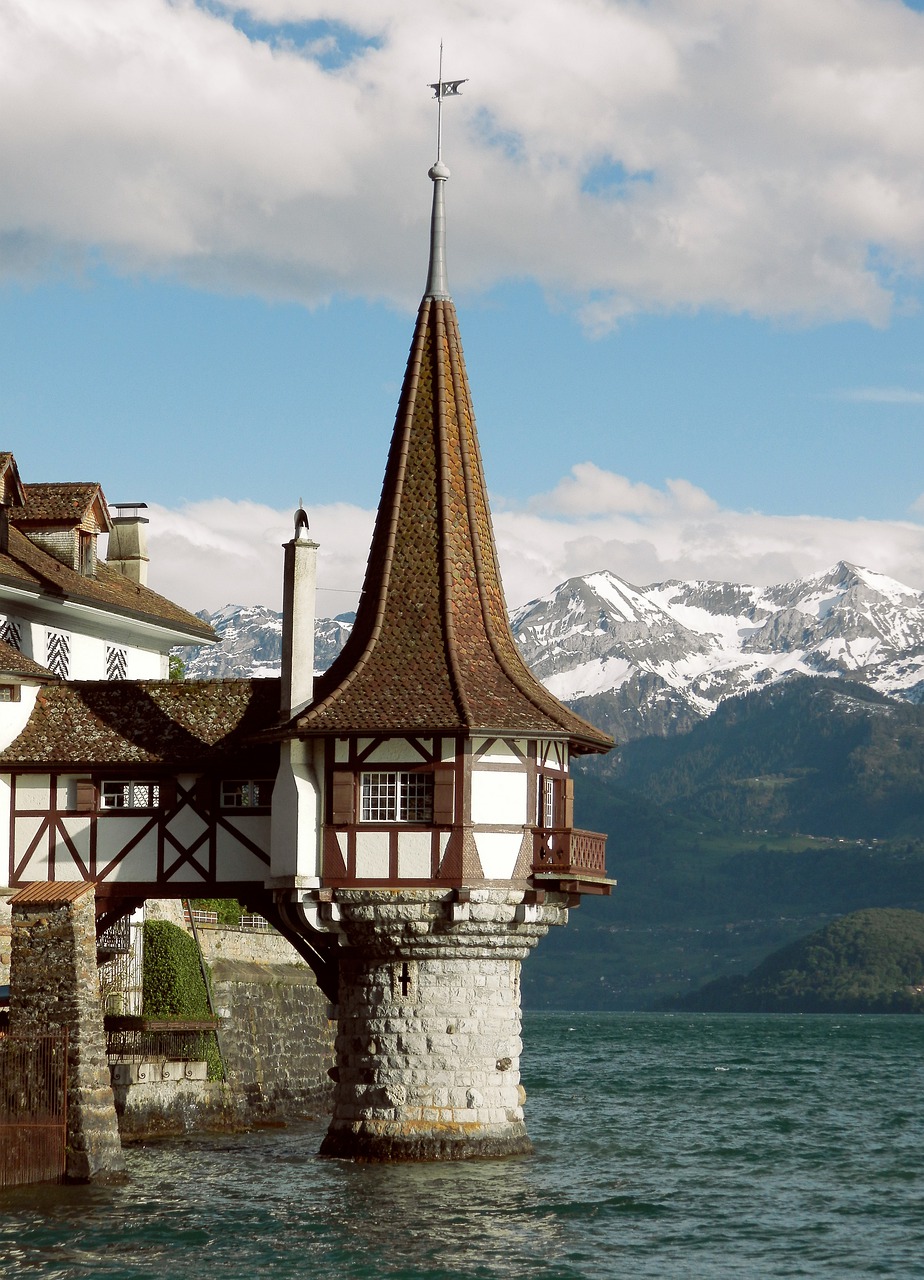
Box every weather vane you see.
[428,43,467,163]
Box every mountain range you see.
[171,564,924,1008]
[176,562,924,743]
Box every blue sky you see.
[2,0,924,611]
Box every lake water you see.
[1,1013,922,1279]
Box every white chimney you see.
[280,506,318,718]
[108,503,150,586]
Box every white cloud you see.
[4,0,924,324]
[141,468,924,615]
[834,386,924,403]
[141,497,372,613]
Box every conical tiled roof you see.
[294,292,612,753]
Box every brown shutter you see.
[433,770,455,825]
[160,778,177,811]
[331,771,355,825]
[562,776,574,829]
[75,780,97,812]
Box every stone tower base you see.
[318,887,568,1161]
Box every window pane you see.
[400,773,433,823]
[361,772,397,822]
[102,782,128,808]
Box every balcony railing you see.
[532,827,608,878]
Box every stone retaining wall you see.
[114,922,335,1141]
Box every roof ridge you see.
[434,301,473,725]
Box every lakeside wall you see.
[114,913,336,1140]
[2,891,336,1142]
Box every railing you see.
[239,914,272,930]
[532,827,608,877]
[186,909,218,926]
[106,1017,222,1080]
[0,1031,68,1188]
[97,916,132,955]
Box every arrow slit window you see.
[361,771,433,823]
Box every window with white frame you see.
[539,775,557,829]
[221,780,273,808]
[360,771,433,823]
[101,781,161,809]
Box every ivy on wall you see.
[141,920,223,1079]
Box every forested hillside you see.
[671,909,924,1012]
[523,677,924,1009]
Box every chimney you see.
[108,503,150,586]
[280,506,318,719]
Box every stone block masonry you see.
[320,887,569,1161]
[209,959,335,1122]
[8,883,124,1182]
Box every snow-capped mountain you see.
[174,563,924,741]
[510,562,924,738]
[177,606,354,681]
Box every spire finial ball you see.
[429,160,450,181]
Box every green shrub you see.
[141,919,223,1079]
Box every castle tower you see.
[272,80,613,1159]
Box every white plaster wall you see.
[54,818,91,879]
[473,832,522,880]
[97,818,153,880]
[219,817,272,879]
[355,830,390,878]
[165,806,208,850]
[14,816,46,877]
[0,686,39,752]
[0,779,10,879]
[362,738,432,764]
[28,623,167,680]
[397,830,432,878]
[14,775,50,809]
[270,740,321,880]
[473,738,525,766]
[470,770,527,826]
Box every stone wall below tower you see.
[8,884,124,1182]
[320,887,569,1161]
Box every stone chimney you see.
[107,504,150,586]
[280,507,318,719]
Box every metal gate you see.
[0,1031,69,1188]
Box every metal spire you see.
[425,45,466,301]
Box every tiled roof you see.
[0,526,215,642]
[293,298,613,754]
[14,482,110,529]
[0,638,56,681]
[0,679,281,769]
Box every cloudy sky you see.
[3,0,924,613]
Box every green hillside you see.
[522,677,924,1010]
[670,909,924,1012]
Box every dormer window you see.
[78,530,95,575]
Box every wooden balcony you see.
[532,827,609,880]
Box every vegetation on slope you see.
[523,677,924,1010]
[669,909,924,1012]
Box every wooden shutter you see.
[331,771,354,825]
[75,780,97,812]
[433,770,455,825]
[562,776,574,829]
